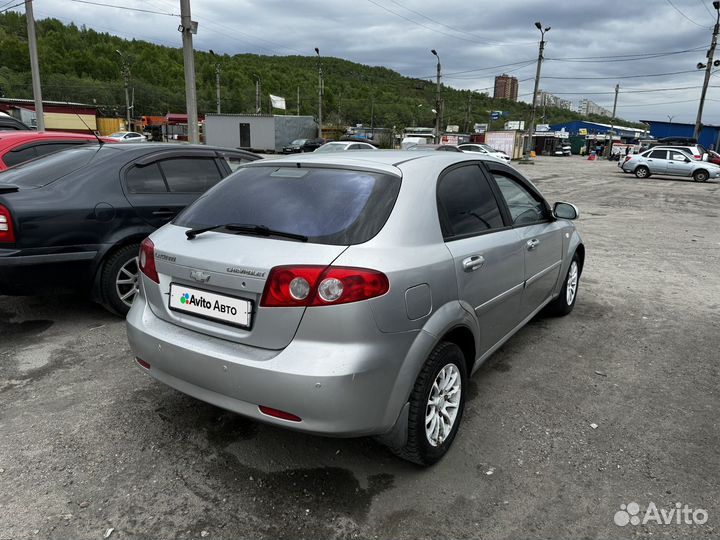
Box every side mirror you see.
[553,202,579,220]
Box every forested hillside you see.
[0,12,643,130]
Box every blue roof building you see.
[640,119,720,150]
[548,120,646,140]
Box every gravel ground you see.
[0,156,718,540]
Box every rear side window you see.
[3,146,38,167]
[437,165,504,238]
[218,152,253,172]
[160,158,222,192]
[0,145,102,187]
[174,166,401,245]
[34,142,88,158]
[649,150,668,159]
[126,163,167,193]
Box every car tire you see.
[545,253,580,317]
[693,169,709,182]
[634,166,650,178]
[100,244,141,317]
[390,342,467,466]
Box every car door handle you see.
[152,209,177,217]
[526,238,540,250]
[462,255,485,272]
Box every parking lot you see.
[1,155,718,539]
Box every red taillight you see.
[258,405,301,422]
[136,358,151,369]
[694,155,701,159]
[623,156,631,163]
[260,265,389,307]
[139,237,159,283]
[0,204,15,243]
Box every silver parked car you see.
[126,152,584,465]
[620,147,720,182]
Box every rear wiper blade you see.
[185,223,308,242]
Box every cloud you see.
[17,0,720,124]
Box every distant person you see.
[625,146,631,156]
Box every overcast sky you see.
[14,0,720,125]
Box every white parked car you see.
[314,141,377,152]
[458,143,510,162]
[107,131,147,143]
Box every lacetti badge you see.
[179,292,238,315]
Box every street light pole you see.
[693,1,720,140]
[431,49,441,143]
[315,47,323,138]
[209,49,220,114]
[25,0,44,131]
[525,22,550,158]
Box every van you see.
[401,136,428,149]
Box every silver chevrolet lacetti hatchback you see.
[127,151,584,465]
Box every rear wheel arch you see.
[91,234,150,300]
[439,325,477,377]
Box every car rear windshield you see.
[0,144,103,187]
[174,165,401,245]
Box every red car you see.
[0,131,116,171]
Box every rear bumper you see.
[126,290,418,437]
[0,248,97,294]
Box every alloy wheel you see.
[566,260,579,305]
[116,256,139,308]
[425,363,462,447]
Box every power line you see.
[0,1,23,14]
[699,0,715,18]
[69,0,179,17]
[364,0,515,46]
[547,46,706,63]
[665,0,710,27]
[384,0,535,46]
[543,84,711,95]
[542,69,700,80]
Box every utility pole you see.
[115,50,131,129]
[606,83,619,158]
[25,0,44,131]
[463,93,472,133]
[694,1,720,140]
[297,86,300,116]
[254,76,261,113]
[431,49,441,143]
[209,50,220,114]
[179,0,199,144]
[315,47,323,138]
[524,22,550,160]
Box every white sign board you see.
[441,134,459,145]
[485,131,516,158]
[536,124,550,132]
[474,123,488,133]
[505,120,525,130]
[446,125,459,133]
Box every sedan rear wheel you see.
[100,244,141,316]
[693,169,709,182]
[634,166,650,178]
[389,341,467,466]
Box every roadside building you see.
[549,120,646,154]
[640,119,720,150]
[577,99,611,118]
[0,97,98,132]
[204,114,318,152]
[493,74,518,101]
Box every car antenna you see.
[75,112,104,146]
